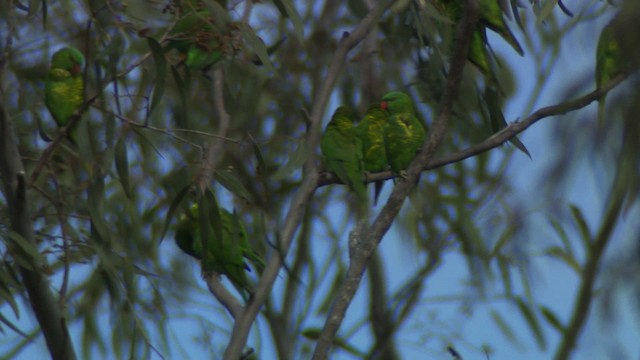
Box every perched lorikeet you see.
[174,204,264,294]
[168,7,224,70]
[596,20,624,126]
[355,104,388,205]
[44,47,85,142]
[382,92,426,177]
[321,106,368,202]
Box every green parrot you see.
[174,204,264,294]
[321,106,368,202]
[168,7,224,70]
[433,0,523,77]
[595,20,623,126]
[44,47,85,142]
[381,92,427,177]
[355,103,388,205]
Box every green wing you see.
[355,104,388,204]
[382,92,427,176]
[44,47,85,141]
[321,106,367,201]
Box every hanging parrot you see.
[382,92,427,177]
[174,204,264,295]
[595,20,624,127]
[355,103,388,205]
[168,5,224,71]
[321,106,368,202]
[432,0,523,77]
[44,47,85,143]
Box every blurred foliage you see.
[0,0,639,359]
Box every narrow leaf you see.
[114,137,132,199]
[237,23,274,72]
[515,297,546,349]
[569,204,592,248]
[214,169,253,203]
[159,184,192,244]
[146,37,167,118]
[272,141,308,179]
[539,305,565,334]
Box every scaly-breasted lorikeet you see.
[355,103,388,205]
[382,92,427,177]
[44,47,85,142]
[174,204,264,295]
[321,106,368,202]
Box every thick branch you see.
[311,1,480,359]
[222,2,395,358]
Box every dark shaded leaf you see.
[159,185,192,244]
[146,37,167,118]
[515,297,546,349]
[114,137,132,199]
[215,169,253,203]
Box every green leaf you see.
[548,218,573,254]
[569,204,592,248]
[0,268,19,317]
[537,0,558,24]
[170,65,189,128]
[0,311,28,337]
[270,0,304,41]
[272,140,308,180]
[490,309,519,345]
[237,23,274,72]
[214,168,253,203]
[497,256,513,296]
[539,305,565,334]
[545,246,581,274]
[114,137,132,199]
[146,37,166,118]
[6,232,42,269]
[159,184,192,244]
[515,297,546,349]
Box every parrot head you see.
[50,47,85,75]
[380,91,413,115]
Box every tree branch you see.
[0,62,77,360]
[223,2,395,358]
[552,115,630,360]
[311,1,480,358]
